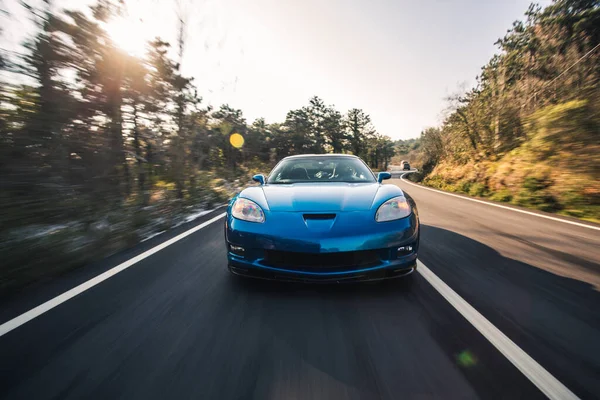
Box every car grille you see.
[262,249,381,273]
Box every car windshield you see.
[267,157,376,184]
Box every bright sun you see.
[104,17,150,57]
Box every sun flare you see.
[104,17,150,57]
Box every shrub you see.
[468,183,488,197]
[489,189,513,203]
[132,210,151,229]
[406,171,423,182]
[458,181,472,193]
[524,100,599,163]
[423,175,445,189]
[522,176,551,192]
[514,189,562,212]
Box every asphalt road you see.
[1,177,599,400]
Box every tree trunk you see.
[456,110,478,150]
[133,105,147,204]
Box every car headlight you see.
[231,198,265,223]
[375,196,411,222]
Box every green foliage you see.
[468,183,489,197]
[522,176,552,192]
[514,189,562,212]
[423,175,456,192]
[458,181,472,193]
[489,189,513,203]
[394,138,420,155]
[420,127,444,171]
[525,100,599,160]
[418,0,600,163]
[410,0,599,221]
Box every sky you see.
[1,0,551,139]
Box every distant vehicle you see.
[225,154,419,282]
[402,161,411,170]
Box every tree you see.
[211,105,246,174]
[322,106,345,153]
[305,96,328,153]
[345,108,375,159]
[246,118,274,164]
[1,0,394,234]
[419,127,443,173]
[283,107,313,154]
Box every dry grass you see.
[423,151,599,223]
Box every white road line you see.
[0,213,227,338]
[416,260,579,400]
[399,173,600,232]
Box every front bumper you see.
[228,263,416,283]
[225,210,419,282]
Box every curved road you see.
[0,177,599,399]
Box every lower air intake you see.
[262,249,380,272]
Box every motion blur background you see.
[0,0,598,294]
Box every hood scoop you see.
[303,213,336,220]
[303,213,337,232]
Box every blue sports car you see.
[225,154,419,282]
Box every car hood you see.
[261,183,379,212]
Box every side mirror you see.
[377,172,391,183]
[252,174,265,185]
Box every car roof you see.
[283,154,359,160]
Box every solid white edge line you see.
[0,212,227,338]
[398,173,600,232]
[416,260,579,400]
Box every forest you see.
[407,0,599,222]
[0,0,396,292]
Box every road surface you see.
[0,177,599,399]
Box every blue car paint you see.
[241,182,403,212]
[225,177,419,280]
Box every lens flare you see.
[230,133,245,149]
[456,350,478,367]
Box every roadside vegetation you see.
[394,0,600,223]
[0,1,397,294]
